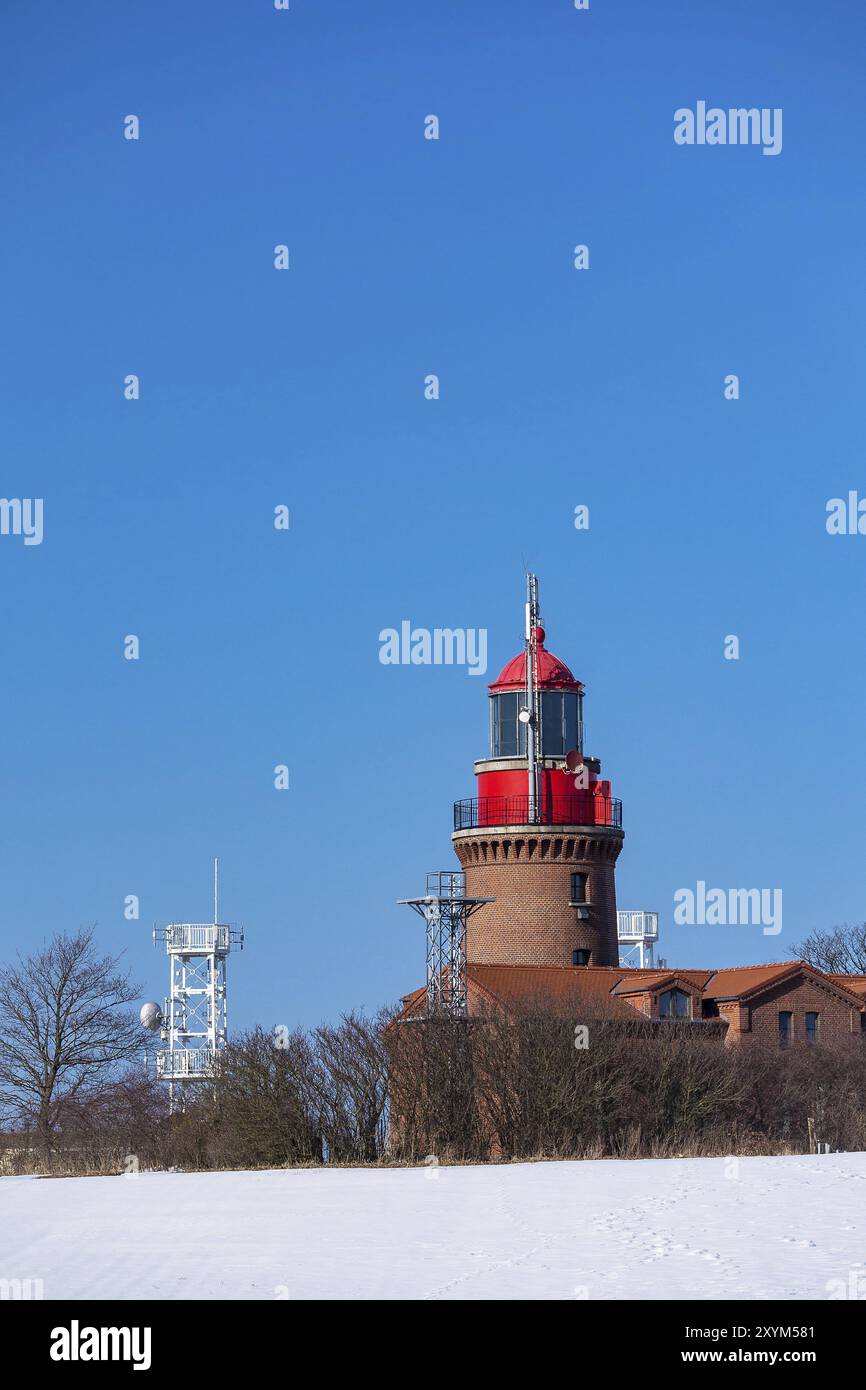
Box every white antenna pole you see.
[214,857,218,925]
[525,574,540,823]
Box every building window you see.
[570,873,588,904]
[659,988,691,1019]
[805,1012,819,1044]
[572,949,590,966]
[779,1011,793,1046]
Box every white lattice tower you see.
[153,863,244,1111]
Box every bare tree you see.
[0,929,141,1155]
[795,922,866,975]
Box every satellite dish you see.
[140,1002,163,1032]
[565,748,583,772]
[518,707,532,725]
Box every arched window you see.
[659,987,691,1019]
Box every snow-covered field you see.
[2,1153,864,1300]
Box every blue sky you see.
[1,0,865,1030]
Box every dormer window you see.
[659,987,691,1019]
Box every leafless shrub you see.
[387,1009,482,1161]
[207,1025,322,1167]
[5,981,866,1173]
[385,994,866,1163]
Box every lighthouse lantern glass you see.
[542,691,584,756]
[491,691,583,758]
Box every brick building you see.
[399,579,866,1048]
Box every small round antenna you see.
[140,1002,163,1032]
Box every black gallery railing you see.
[453,794,623,831]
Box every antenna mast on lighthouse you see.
[524,573,542,823]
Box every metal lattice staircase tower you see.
[398,870,492,1016]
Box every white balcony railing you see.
[156,1047,215,1079]
[162,923,230,952]
[617,910,659,942]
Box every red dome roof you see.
[489,627,584,693]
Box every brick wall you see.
[452,824,623,967]
[719,975,862,1046]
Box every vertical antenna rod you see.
[525,574,541,823]
[214,857,218,925]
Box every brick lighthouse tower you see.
[452,576,623,968]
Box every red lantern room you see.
[453,604,620,832]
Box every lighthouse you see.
[399,579,866,1045]
[452,575,624,968]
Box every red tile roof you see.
[701,964,802,1000]
[398,960,866,1022]
[829,974,866,996]
[692,961,866,1008]
[612,969,712,996]
[399,965,643,1022]
[467,964,640,1020]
